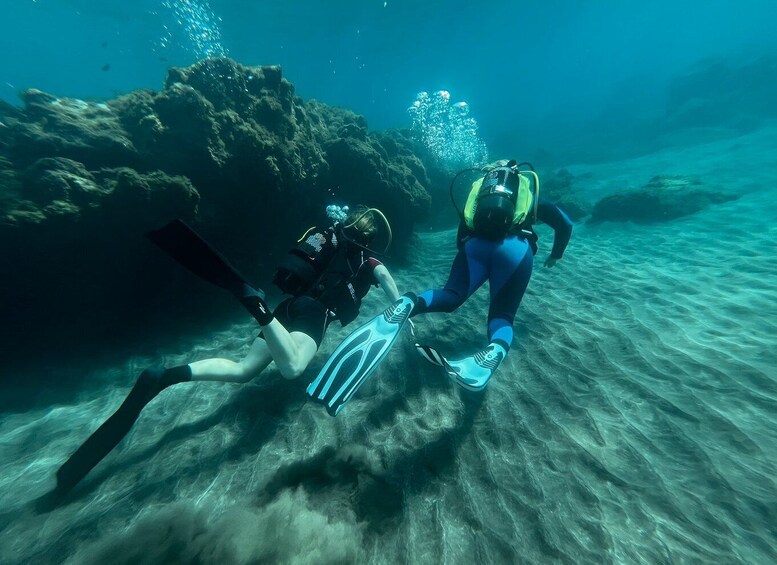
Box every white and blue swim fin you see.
[415,342,507,391]
[307,293,416,416]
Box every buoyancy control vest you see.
[462,165,539,240]
[272,226,363,325]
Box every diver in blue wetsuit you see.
[411,160,572,390]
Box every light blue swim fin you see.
[415,342,507,391]
[307,293,416,416]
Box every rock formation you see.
[0,58,433,366]
[589,175,738,224]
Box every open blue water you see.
[4,0,777,162]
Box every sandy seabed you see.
[1,125,776,564]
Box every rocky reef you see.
[589,175,738,224]
[0,58,432,367]
[538,168,592,222]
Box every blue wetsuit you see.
[412,199,573,350]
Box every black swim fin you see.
[147,220,272,324]
[54,368,171,494]
[146,219,249,295]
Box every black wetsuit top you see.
[269,227,381,346]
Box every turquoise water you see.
[4,1,777,162]
[2,2,777,563]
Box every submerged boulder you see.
[539,168,592,222]
[589,175,738,224]
[323,132,431,243]
[2,157,198,227]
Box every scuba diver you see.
[307,161,572,414]
[411,159,572,389]
[54,205,401,494]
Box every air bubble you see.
[408,90,488,170]
[160,0,228,60]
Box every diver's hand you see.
[544,256,558,268]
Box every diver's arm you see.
[536,200,573,264]
[373,264,401,302]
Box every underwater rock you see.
[303,101,432,247]
[2,157,198,226]
[0,156,199,366]
[23,157,101,205]
[324,133,431,247]
[541,168,592,222]
[0,57,434,366]
[0,98,23,121]
[589,175,738,224]
[663,55,777,133]
[0,155,22,204]
[7,89,137,169]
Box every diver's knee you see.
[442,289,466,312]
[237,373,254,384]
[278,362,305,380]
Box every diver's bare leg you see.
[259,321,318,379]
[55,339,269,494]
[189,337,273,383]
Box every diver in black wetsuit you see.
[54,205,401,495]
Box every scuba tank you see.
[450,160,540,240]
[472,165,522,239]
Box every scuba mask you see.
[328,205,393,255]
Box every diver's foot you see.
[124,365,193,410]
[132,365,192,401]
[238,282,265,302]
[129,367,165,405]
[448,342,507,392]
